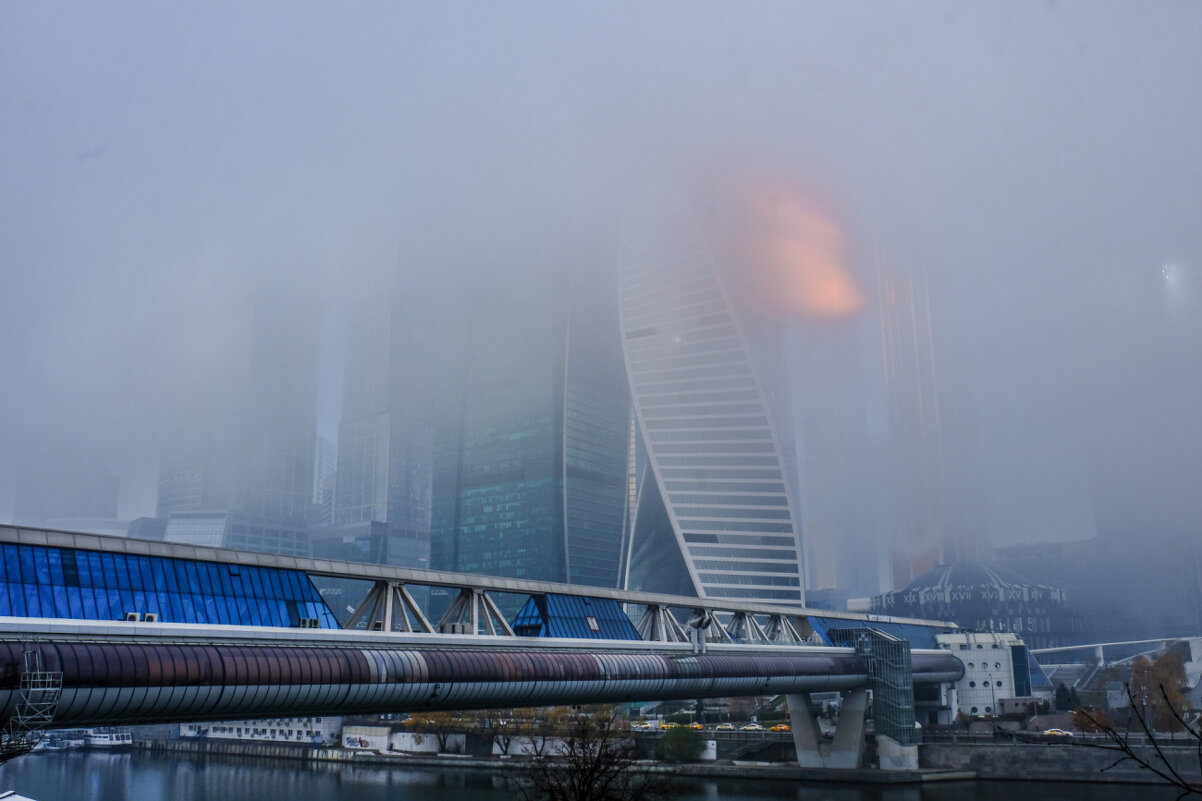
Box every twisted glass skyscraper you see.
[619,201,806,604]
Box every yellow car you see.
[770,724,791,732]
[714,723,735,731]
[687,722,703,730]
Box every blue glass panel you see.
[0,585,11,616]
[28,582,43,616]
[117,589,135,616]
[286,571,305,599]
[37,585,55,616]
[100,553,118,590]
[184,563,201,594]
[10,584,26,617]
[83,552,103,588]
[65,586,82,618]
[153,591,171,619]
[173,561,191,592]
[238,597,257,626]
[18,549,35,585]
[217,566,234,596]
[49,585,67,617]
[0,546,10,582]
[242,568,261,598]
[166,588,183,621]
[204,563,222,594]
[81,587,98,618]
[33,549,51,584]
[135,555,153,586]
[113,554,131,589]
[2,547,16,583]
[150,558,168,589]
[178,594,196,623]
[207,594,228,624]
[267,571,286,603]
[106,589,121,619]
[131,590,147,613]
[48,550,65,586]
[199,594,217,624]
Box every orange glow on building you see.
[736,186,865,320]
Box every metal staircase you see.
[0,648,63,763]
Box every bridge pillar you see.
[826,688,867,769]
[786,688,868,769]
[785,692,825,768]
[875,733,918,770]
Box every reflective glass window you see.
[66,586,83,618]
[117,588,136,616]
[48,550,64,585]
[25,583,42,616]
[113,554,131,589]
[101,553,118,589]
[84,552,104,588]
[184,563,202,594]
[33,548,51,583]
[3,546,19,582]
[18,548,35,584]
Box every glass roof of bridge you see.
[0,541,339,629]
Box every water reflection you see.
[0,752,1182,801]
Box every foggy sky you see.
[2,2,1199,546]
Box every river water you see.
[0,751,1182,801]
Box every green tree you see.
[656,727,704,763]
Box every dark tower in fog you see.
[431,259,628,590]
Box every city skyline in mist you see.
[2,3,1199,558]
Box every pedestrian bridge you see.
[0,524,964,765]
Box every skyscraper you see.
[618,195,808,605]
[156,289,319,557]
[877,265,955,587]
[317,247,435,574]
[430,261,629,592]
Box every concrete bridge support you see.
[786,688,868,769]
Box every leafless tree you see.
[1074,683,1202,800]
[509,706,676,801]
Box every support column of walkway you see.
[786,688,867,769]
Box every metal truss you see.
[434,588,515,636]
[345,581,434,633]
[0,648,62,764]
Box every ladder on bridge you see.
[0,648,63,764]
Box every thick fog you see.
[1,3,1199,555]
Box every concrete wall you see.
[922,742,1202,785]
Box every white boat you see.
[86,728,133,748]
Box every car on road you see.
[714,723,735,731]
[740,723,765,731]
[769,724,791,732]
[687,722,703,730]
[1042,728,1073,737]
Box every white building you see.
[936,631,1036,717]
[181,716,340,745]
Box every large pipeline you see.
[0,620,962,728]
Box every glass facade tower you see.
[431,264,628,591]
[618,201,806,604]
